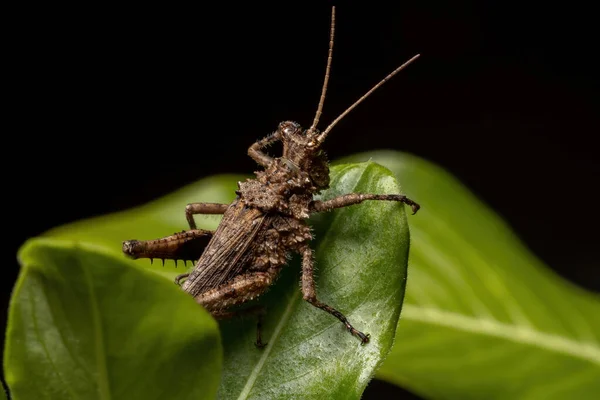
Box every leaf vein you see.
[236,291,300,400]
[402,304,600,365]
[29,275,78,399]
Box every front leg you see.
[300,245,370,345]
[310,193,420,215]
[247,132,281,167]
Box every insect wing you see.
[189,200,267,293]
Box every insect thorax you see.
[237,157,323,219]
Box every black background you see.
[4,2,599,398]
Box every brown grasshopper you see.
[122,6,419,346]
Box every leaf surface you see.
[21,161,411,399]
[342,151,600,400]
[4,239,222,400]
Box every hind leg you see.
[195,269,281,347]
[212,305,268,348]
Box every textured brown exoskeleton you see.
[123,6,420,346]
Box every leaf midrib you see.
[401,304,600,365]
[235,291,300,400]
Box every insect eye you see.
[281,122,299,136]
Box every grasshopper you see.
[123,6,419,346]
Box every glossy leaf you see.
[341,151,600,399]
[4,239,222,400]
[28,161,412,399]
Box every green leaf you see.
[341,151,600,399]
[4,239,222,400]
[8,163,409,399]
[1,380,7,400]
[35,161,411,399]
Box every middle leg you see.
[185,202,229,229]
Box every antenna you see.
[308,6,336,134]
[317,53,421,143]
